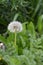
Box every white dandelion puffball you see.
[8,21,22,33]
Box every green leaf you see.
[37,15,43,34]
[27,22,36,37]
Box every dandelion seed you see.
[8,21,22,33]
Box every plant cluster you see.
[0,16,43,65]
[0,0,43,65]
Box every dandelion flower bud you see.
[8,21,22,33]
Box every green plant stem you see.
[14,32,18,54]
[15,32,16,47]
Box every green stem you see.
[14,32,18,54]
[15,32,16,47]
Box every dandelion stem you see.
[15,32,16,47]
[14,32,18,54]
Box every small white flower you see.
[8,21,22,33]
[0,42,5,50]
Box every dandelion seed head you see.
[8,21,22,33]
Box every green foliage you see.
[0,22,43,65]
[0,0,43,65]
[0,0,43,33]
[27,22,36,37]
[37,15,43,34]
